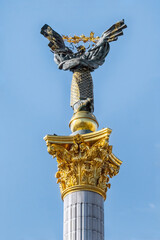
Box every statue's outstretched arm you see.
[102,19,127,43]
[82,20,127,69]
[41,24,66,51]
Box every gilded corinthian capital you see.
[44,128,122,200]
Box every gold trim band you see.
[44,127,112,145]
[61,185,106,200]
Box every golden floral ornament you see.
[62,32,100,52]
[62,32,100,44]
[44,129,122,200]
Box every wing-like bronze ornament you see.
[41,20,127,113]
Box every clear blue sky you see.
[1,0,160,239]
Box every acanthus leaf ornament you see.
[44,129,122,200]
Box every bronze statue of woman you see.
[41,20,127,114]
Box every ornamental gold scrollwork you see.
[46,134,122,199]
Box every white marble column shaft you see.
[63,191,104,240]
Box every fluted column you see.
[63,191,104,240]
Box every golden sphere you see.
[69,111,99,132]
